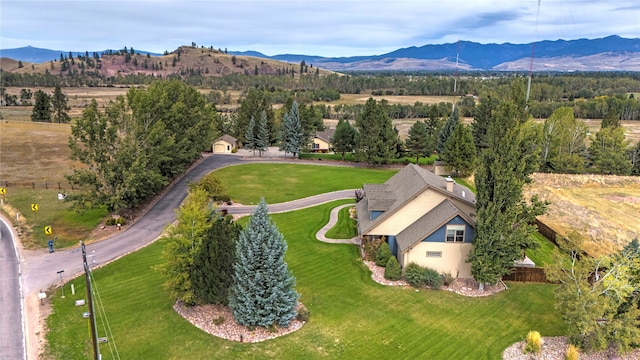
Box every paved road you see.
[6,153,359,359]
[0,217,25,360]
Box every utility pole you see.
[81,241,100,360]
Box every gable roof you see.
[314,128,336,143]
[357,164,475,236]
[215,134,237,144]
[395,199,474,254]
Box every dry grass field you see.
[525,173,640,257]
[0,120,82,184]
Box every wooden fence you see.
[0,180,83,190]
[502,267,549,283]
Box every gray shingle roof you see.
[395,199,465,253]
[315,129,336,143]
[215,134,237,144]
[357,164,475,236]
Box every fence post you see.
[32,182,35,189]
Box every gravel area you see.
[364,260,506,297]
[502,336,640,360]
[174,301,306,343]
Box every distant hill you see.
[233,35,640,72]
[2,36,640,72]
[0,46,160,64]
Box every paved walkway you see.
[315,203,360,245]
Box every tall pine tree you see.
[244,116,257,155]
[256,110,270,157]
[441,123,477,177]
[355,98,397,164]
[405,120,430,164]
[191,214,241,305]
[331,119,356,161]
[51,86,71,123]
[279,101,305,158]
[437,108,459,154]
[31,90,52,122]
[229,198,299,327]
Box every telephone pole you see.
[81,241,100,360]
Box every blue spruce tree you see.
[229,198,299,327]
[256,110,270,157]
[278,101,304,158]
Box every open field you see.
[525,173,640,257]
[45,200,563,360]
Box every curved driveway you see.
[10,153,358,359]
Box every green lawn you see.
[46,200,563,360]
[526,232,558,267]
[324,203,357,239]
[213,163,397,204]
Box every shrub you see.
[362,237,384,261]
[296,307,310,322]
[375,242,392,266]
[384,256,402,280]
[442,272,455,286]
[403,263,443,289]
[105,217,127,226]
[423,267,443,290]
[524,330,543,354]
[564,344,579,360]
[212,316,225,325]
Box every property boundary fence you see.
[0,180,84,190]
[502,267,549,283]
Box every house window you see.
[312,143,320,149]
[426,251,442,258]
[445,225,465,243]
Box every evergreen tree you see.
[630,141,640,175]
[256,110,270,157]
[424,109,443,154]
[471,95,497,152]
[229,199,299,327]
[441,123,478,177]
[436,108,459,154]
[278,101,305,158]
[51,86,71,123]
[31,90,52,122]
[355,98,397,164]
[244,116,257,155]
[191,214,241,305]
[235,89,274,144]
[405,120,430,164]
[331,119,356,161]
[467,89,547,290]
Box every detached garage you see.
[213,134,237,154]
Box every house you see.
[356,164,476,278]
[311,129,335,153]
[212,134,237,154]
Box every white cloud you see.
[1,0,638,56]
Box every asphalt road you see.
[4,153,358,359]
[0,217,25,360]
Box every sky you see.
[1,0,639,57]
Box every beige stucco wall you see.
[368,190,446,236]
[403,242,473,278]
[313,138,330,150]
[213,140,233,153]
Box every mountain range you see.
[2,35,639,72]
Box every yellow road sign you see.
[31,203,39,211]
[0,187,6,194]
[44,226,52,235]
